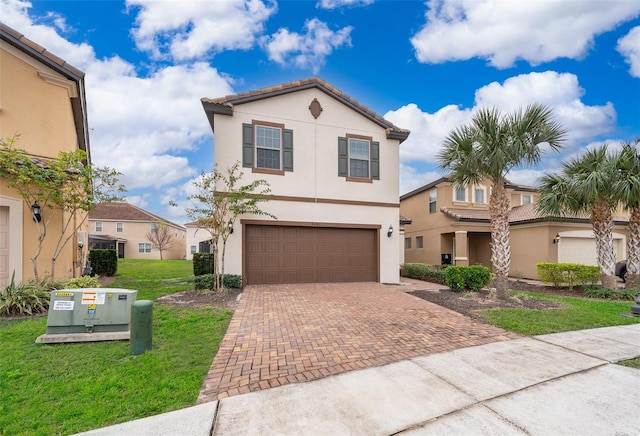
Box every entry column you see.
[454,231,469,266]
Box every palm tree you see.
[439,104,566,298]
[537,145,620,289]
[613,139,640,289]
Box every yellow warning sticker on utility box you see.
[56,292,73,297]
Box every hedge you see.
[400,263,447,284]
[536,263,600,288]
[193,253,215,276]
[88,249,118,276]
[194,274,242,290]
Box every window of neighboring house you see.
[138,243,151,253]
[454,186,467,202]
[338,135,380,181]
[116,222,123,232]
[428,189,437,213]
[95,221,103,232]
[405,238,412,249]
[150,222,158,233]
[522,194,532,205]
[190,245,196,254]
[242,121,293,173]
[474,186,486,204]
[416,236,424,248]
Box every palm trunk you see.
[591,201,617,289]
[489,182,511,299]
[625,207,640,289]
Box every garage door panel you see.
[246,225,377,285]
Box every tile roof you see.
[441,203,629,225]
[201,77,410,143]
[89,203,185,229]
[400,175,537,201]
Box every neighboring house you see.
[0,23,90,286]
[400,176,628,279]
[201,77,410,285]
[88,203,186,260]
[185,221,213,260]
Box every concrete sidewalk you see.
[79,323,640,436]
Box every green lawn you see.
[0,259,232,436]
[480,291,640,335]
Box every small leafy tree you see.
[186,162,275,291]
[145,222,176,260]
[0,136,125,283]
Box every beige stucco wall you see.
[213,87,402,283]
[1,41,87,284]
[185,224,213,260]
[90,219,186,260]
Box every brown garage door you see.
[245,225,377,284]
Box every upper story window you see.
[521,194,532,205]
[474,186,486,204]
[243,121,293,174]
[256,125,281,170]
[116,222,123,232]
[454,186,467,202]
[95,221,103,232]
[150,222,158,233]
[338,134,380,181]
[428,189,437,213]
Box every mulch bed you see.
[156,288,243,311]
[407,280,584,321]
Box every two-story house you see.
[400,176,628,279]
[88,203,186,260]
[1,23,90,286]
[201,78,410,285]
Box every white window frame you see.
[348,137,371,179]
[150,222,158,233]
[473,185,487,204]
[138,243,151,253]
[454,186,467,202]
[255,125,282,170]
[428,189,437,214]
[116,222,123,232]
[190,245,196,254]
[521,194,532,205]
[95,221,103,232]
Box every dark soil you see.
[407,279,584,321]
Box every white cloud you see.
[386,71,617,171]
[617,26,640,78]
[399,164,441,196]
[262,18,352,73]
[411,0,640,68]
[316,0,374,10]
[127,0,277,61]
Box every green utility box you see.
[36,288,137,343]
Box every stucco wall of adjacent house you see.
[90,220,186,260]
[185,224,213,260]
[213,87,401,283]
[1,41,87,285]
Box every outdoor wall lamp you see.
[387,224,393,238]
[553,233,560,244]
[228,219,234,234]
[31,202,42,223]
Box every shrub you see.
[583,285,638,301]
[89,249,118,276]
[400,263,447,284]
[194,274,243,290]
[536,263,600,288]
[444,266,467,292]
[193,253,215,276]
[0,273,51,316]
[444,265,492,292]
[54,276,101,289]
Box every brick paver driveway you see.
[197,281,518,403]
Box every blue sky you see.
[3,0,640,225]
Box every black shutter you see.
[242,123,254,168]
[283,129,293,172]
[370,141,380,180]
[338,136,348,177]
